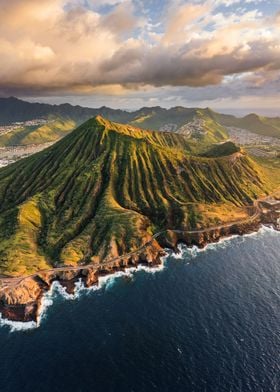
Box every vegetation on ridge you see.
[0,116,276,276]
[200,141,240,158]
[0,117,76,146]
[1,98,280,148]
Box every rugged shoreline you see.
[0,115,279,326]
[1,206,279,325]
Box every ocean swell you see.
[1,225,279,332]
[0,263,166,332]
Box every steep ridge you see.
[1,98,279,148]
[0,97,128,125]
[212,111,280,138]
[0,116,269,278]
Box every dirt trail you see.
[0,191,279,293]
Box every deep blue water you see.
[0,227,279,392]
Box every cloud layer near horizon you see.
[0,0,280,110]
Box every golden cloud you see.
[0,0,279,96]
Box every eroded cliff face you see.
[0,238,166,322]
[159,221,262,251]
[0,116,270,279]
[0,217,270,324]
[0,277,43,322]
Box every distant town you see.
[160,118,207,137]
[0,118,49,136]
[0,117,279,168]
[227,127,280,158]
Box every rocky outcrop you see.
[158,219,262,252]
[0,241,166,323]
[0,277,44,322]
[0,214,278,324]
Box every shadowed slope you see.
[0,116,270,276]
[200,141,240,157]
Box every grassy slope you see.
[131,108,227,138]
[200,141,240,158]
[178,110,229,153]
[1,98,279,146]
[213,112,280,138]
[130,107,280,139]
[0,118,76,146]
[0,105,229,148]
[0,116,274,276]
[130,107,193,129]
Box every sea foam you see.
[0,262,166,332]
[0,314,37,332]
[1,225,278,332]
[170,225,280,261]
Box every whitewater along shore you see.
[0,195,280,324]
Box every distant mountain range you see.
[0,97,279,147]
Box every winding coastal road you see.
[0,192,279,293]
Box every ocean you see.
[0,226,279,392]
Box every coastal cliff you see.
[1,211,279,323]
[0,116,279,323]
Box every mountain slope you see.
[0,117,76,146]
[174,108,228,150]
[212,111,280,138]
[1,98,279,149]
[200,141,240,158]
[0,97,129,125]
[0,116,271,277]
[0,99,228,148]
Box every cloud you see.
[0,0,279,100]
[162,2,210,44]
[101,2,138,35]
[86,0,127,6]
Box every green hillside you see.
[128,107,224,140]
[0,101,229,147]
[175,109,229,150]
[130,106,193,129]
[0,116,273,277]
[129,106,280,139]
[200,141,240,158]
[1,98,279,148]
[213,112,280,138]
[0,117,76,146]
[0,97,128,125]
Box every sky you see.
[1,0,280,115]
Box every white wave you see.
[0,313,38,332]
[37,262,166,329]
[3,224,278,332]
[132,262,165,274]
[98,270,133,289]
[196,234,240,253]
[170,232,251,261]
[234,225,280,244]
[168,225,280,262]
[98,263,165,290]
[172,244,185,259]
[255,224,280,236]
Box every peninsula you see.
[0,116,279,323]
